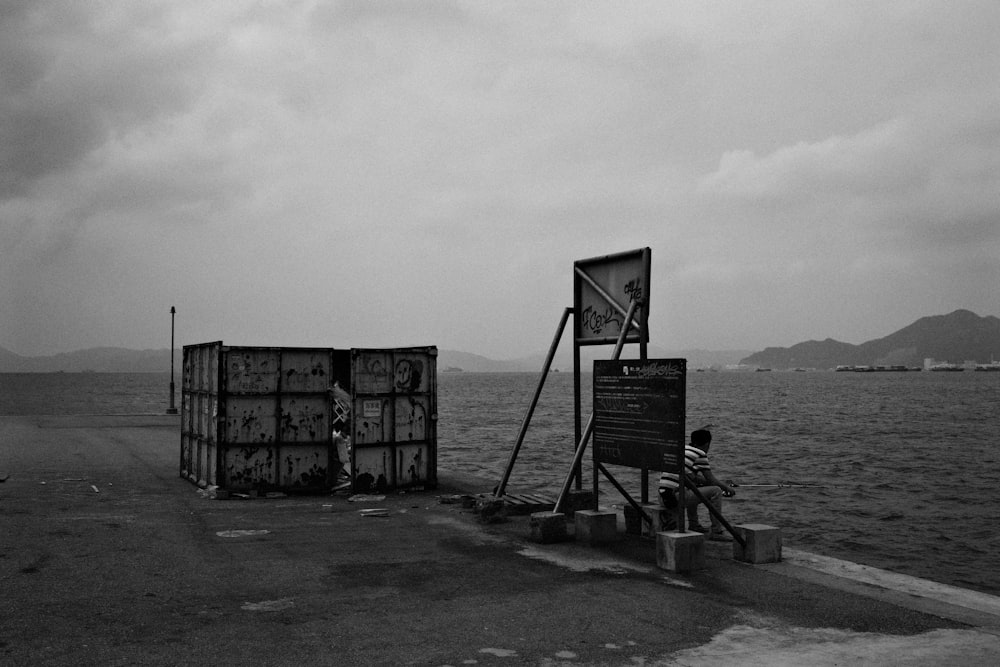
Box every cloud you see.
[2,1,999,356]
[0,2,220,199]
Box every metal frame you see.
[572,248,651,501]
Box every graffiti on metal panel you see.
[581,305,622,335]
[581,278,643,335]
[358,357,390,392]
[396,397,427,440]
[394,359,424,393]
[623,278,643,304]
[622,360,684,379]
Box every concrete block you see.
[733,524,782,564]
[623,503,672,538]
[475,497,507,524]
[656,531,706,573]
[642,503,676,539]
[529,512,568,543]
[574,509,619,545]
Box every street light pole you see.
[166,306,178,415]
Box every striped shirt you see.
[659,445,710,491]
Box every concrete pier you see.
[2,414,1000,665]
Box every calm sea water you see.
[2,370,999,596]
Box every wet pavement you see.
[2,414,999,665]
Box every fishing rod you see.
[725,480,823,489]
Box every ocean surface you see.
[2,370,999,596]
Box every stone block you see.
[656,531,706,573]
[475,496,508,524]
[642,503,676,539]
[529,512,568,543]
[574,509,619,545]
[623,503,672,538]
[732,524,782,564]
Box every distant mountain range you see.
[740,309,1000,370]
[0,346,177,373]
[0,344,749,374]
[2,309,996,373]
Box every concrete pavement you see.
[2,414,999,666]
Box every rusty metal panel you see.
[394,395,431,441]
[279,396,329,443]
[354,446,393,493]
[396,443,430,487]
[181,342,223,487]
[353,351,394,394]
[279,444,332,488]
[225,348,279,394]
[223,445,277,488]
[281,350,333,393]
[353,396,390,445]
[350,347,437,492]
[180,435,194,482]
[224,396,278,444]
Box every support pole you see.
[684,478,746,548]
[495,307,573,498]
[553,299,639,514]
[597,462,651,526]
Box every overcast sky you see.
[2,1,998,359]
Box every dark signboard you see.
[592,359,686,472]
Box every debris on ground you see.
[216,529,270,538]
[348,494,385,503]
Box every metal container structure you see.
[180,341,222,489]
[350,347,438,493]
[180,342,436,494]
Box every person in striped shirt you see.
[658,429,736,541]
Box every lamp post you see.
[166,306,178,415]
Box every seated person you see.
[658,428,735,541]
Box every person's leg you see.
[680,487,712,531]
[688,485,723,532]
[658,489,678,530]
[694,486,732,540]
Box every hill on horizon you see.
[3,309,995,373]
[0,344,750,374]
[740,309,1000,369]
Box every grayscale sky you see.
[2,1,998,358]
